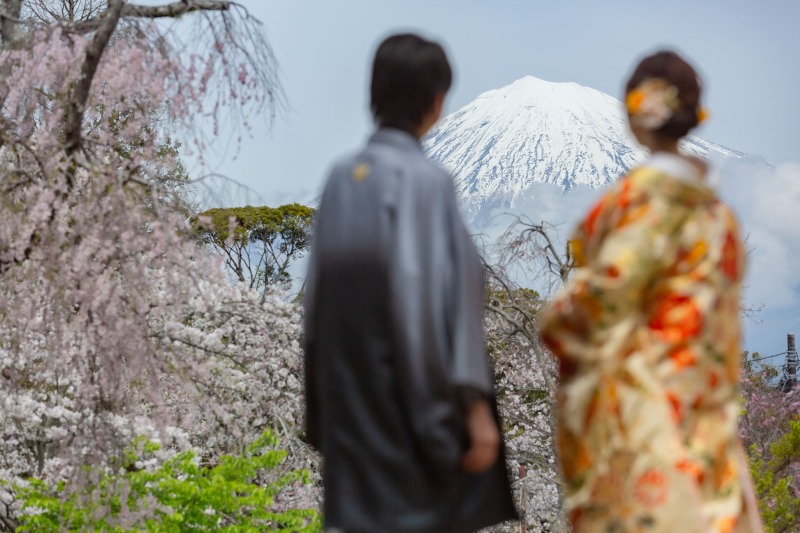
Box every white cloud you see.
[718,159,800,313]
[718,159,800,355]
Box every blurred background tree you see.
[195,203,314,293]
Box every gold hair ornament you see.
[625,78,680,130]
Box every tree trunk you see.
[0,0,22,47]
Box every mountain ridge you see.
[423,75,743,224]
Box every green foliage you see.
[196,204,313,247]
[487,287,542,308]
[524,389,550,404]
[194,204,314,289]
[749,421,800,533]
[13,431,320,532]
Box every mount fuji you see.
[423,76,743,224]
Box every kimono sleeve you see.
[388,171,492,470]
[302,228,321,450]
[442,178,493,395]
[302,177,332,452]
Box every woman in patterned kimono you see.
[539,51,764,533]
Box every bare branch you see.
[64,0,234,33]
[123,0,233,18]
[0,513,18,532]
[64,0,124,157]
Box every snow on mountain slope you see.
[423,76,742,224]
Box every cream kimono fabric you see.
[540,163,763,533]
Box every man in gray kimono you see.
[304,33,517,532]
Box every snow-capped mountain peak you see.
[423,75,742,224]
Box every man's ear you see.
[431,91,445,122]
[417,91,447,138]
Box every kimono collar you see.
[645,151,722,187]
[369,128,424,153]
[634,152,718,204]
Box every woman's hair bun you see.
[625,50,702,139]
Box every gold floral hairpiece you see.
[626,78,709,129]
[625,78,680,129]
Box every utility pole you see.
[780,333,797,393]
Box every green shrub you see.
[13,431,320,532]
[748,421,800,533]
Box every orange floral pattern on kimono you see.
[540,164,763,533]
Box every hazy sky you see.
[194,0,799,203]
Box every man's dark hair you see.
[370,33,452,134]
[625,50,703,139]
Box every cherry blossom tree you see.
[740,356,800,533]
[479,218,572,532]
[0,1,317,529]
